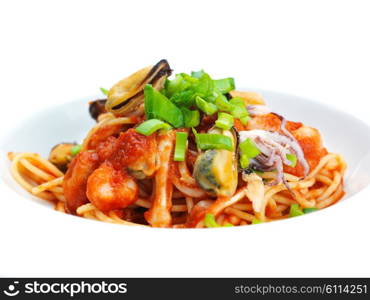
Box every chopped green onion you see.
[193,130,233,151]
[135,119,172,136]
[239,138,260,158]
[193,73,214,98]
[215,94,233,111]
[240,154,250,169]
[231,105,246,118]
[144,85,184,128]
[191,70,206,78]
[252,219,263,224]
[180,72,199,84]
[181,107,200,128]
[163,74,192,98]
[303,207,318,214]
[286,153,297,167]
[204,213,219,227]
[214,78,235,94]
[195,96,218,115]
[239,138,260,168]
[230,106,248,119]
[215,95,251,125]
[289,204,304,217]
[229,97,249,120]
[174,132,188,162]
[162,70,237,117]
[70,144,82,156]
[100,87,109,95]
[162,70,237,112]
[170,90,195,108]
[215,112,234,130]
[229,97,245,106]
[204,213,233,228]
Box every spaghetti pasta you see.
[9,149,346,227]
[8,60,346,228]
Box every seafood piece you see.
[89,99,107,121]
[246,113,327,177]
[242,172,266,218]
[109,129,157,179]
[229,90,265,105]
[86,163,138,212]
[145,131,175,227]
[49,143,76,172]
[63,151,100,214]
[171,161,207,198]
[106,59,172,117]
[193,129,238,197]
[239,129,308,185]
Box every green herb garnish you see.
[135,119,172,136]
[289,204,304,217]
[286,153,297,167]
[193,129,233,151]
[70,144,82,156]
[215,112,234,130]
[144,85,184,128]
[174,132,188,162]
[204,213,233,228]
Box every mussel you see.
[193,129,238,197]
[49,143,76,172]
[105,59,172,117]
[89,99,107,121]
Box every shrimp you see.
[63,151,100,214]
[247,113,327,177]
[86,162,138,212]
[64,129,156,214]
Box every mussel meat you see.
[193,129,238,197]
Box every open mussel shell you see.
[89,99,107,121]
[49,143,76,172]
[105,59,172,117]
[193,128,238,197]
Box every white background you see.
[0,0,370,277]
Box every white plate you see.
[1,90,370,277]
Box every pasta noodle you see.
[9,148,346,227]
[7,61,346,228]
